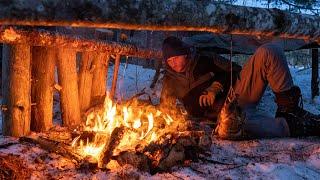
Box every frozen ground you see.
[0,64,320,179]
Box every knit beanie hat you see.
[162,36,190,60]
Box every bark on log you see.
[0,27,162,59]
[115,151,150,172]
[57,48,81,128]
[311,48,319,99]
[2,44,31,137]
[0,1,320,41]
[91,53,109,105]
[19,136,84,162]
[110,54,121,100]
[98,126,125,168]
[31,47,56,132]
[78,52,94,114]
[113,130,208,173]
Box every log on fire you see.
[0,1,320,42]
[114,130,211,173]
[98,126,126,168]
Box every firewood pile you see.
[17,123,211,174]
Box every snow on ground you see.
[107,62,157,102]
[0,64,320,179]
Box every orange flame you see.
[72,94,187,164]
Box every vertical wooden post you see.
[311,48,319,99]
[57,48,81,128]
[91,53,109,105]
[78,51,94,113]
[31,47,55,132]
[110,54,121,100]
[2,44,31,137]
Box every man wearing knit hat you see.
[161,36,320,138]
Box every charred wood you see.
[98,126,126,168]
[114,151,150,172]
[19,136,84,163]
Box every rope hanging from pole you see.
[229,34,235,96]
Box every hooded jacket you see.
[160,52,241,118]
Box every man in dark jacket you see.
[161,36,320,138]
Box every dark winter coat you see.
[160,53,241,118]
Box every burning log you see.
[110,54,121,100]
[78,51,94,114]
[0,1,320,42]
[91,53,109,105]
[115,151,150,172]
[57,48,81,128]
[31,46,55,132]
[158,142,185,171]
[98,126,126,168]
[0,27,161,59]
[113,131,211,173]
[2,44,31,137]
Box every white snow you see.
[0,63,319,179]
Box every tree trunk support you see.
[2,44,31,137]
[57,48,81,128]
[110,54,121,100]
[31,47,55,132]
[78,51,94,114]
[91,53,109,105]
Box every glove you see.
[199,91,216,107]
[199,81,223,107]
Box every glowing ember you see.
[72,94,187,163]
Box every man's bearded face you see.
[166,55,188,73]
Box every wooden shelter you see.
[0,1,319,137]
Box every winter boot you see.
[275,86,320,137]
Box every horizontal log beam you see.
[0,27,162,59]
[0,1,319,42]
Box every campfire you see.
[68,94,211,172]
[18,93,211,173]
[71,93,184,165]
